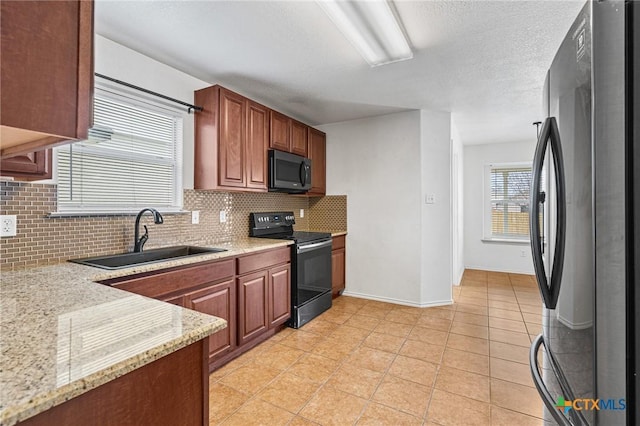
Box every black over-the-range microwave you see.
[268,150,312,193]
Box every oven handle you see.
[296,239,333,254]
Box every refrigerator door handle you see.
[530,335,572,426]
[530,117,566,309]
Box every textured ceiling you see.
[95,0,585,145]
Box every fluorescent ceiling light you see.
[317,0,412,67]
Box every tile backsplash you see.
[0,181,346,270]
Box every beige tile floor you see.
[209,269,550,425]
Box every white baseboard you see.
[463,264,534,275]
[453,268,464,286]
[341,290,454,308]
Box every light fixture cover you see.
[318,0,412,66]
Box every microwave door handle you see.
[305,164,311,186]
[299,163,307,186]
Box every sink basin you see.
[69,246,228,270]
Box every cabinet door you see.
[246,100,268,190]
[218,88,246,187]
[308,128,326,195]
[269,111,290,152]
[290,120,308,157]
[185,279,236,360]
[331,248,346,297]
[268,264,291,327]
[237,270,269,345]
[0,149,52,180]
[1,0,93,158]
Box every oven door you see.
[269,149,311,193]
[293,239,332,307]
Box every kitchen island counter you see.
[0,237,292,425]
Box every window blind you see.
[57,92,183,212]
[490,166,532,239]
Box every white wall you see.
[420,110,453,304]
[321,110,453,307]
[463,140,536,274]
[321,111,423,305]
[95,36,209,189]
[450,120,464,285]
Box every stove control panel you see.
[250,211,295,231]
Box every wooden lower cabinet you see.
[331,235,346,297]
[237,248,292,346]
[269,264,291,327]
[185,280,236,361]
[237,270,269,345]
[21,339,209,426]
[102,247,291,370]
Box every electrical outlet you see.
[521,250,527,257]
[425,194,436,204]
[191,210,199,225]
[219,210,227,223]
[1,215,17,237]
[300,209,304,218]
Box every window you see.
[56,88,183,213]
[484,164,532,241]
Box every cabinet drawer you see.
[108,259,234,299]
[332,235,346,250]
[237,246,290,275]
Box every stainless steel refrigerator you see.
[528,1,638,424]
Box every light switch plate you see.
[219,210,227,223]
[191,210,199,224]
[300,209,304,218]
[1,215,17,237]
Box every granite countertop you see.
[0,237,293,426]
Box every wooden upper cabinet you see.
[218,88,246,188]
[0,149,52,181]
[290,120,308,157]
[195,84,327,194]
[269,111,290,152]
[194,86,269,192]
[246,101,269,190]
[0,0,94,159]
[308,128,326,195]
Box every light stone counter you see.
[0,237,292,426]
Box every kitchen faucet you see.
[133,208,164,252]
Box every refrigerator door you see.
[529,2,594,424]
[592,1,629,424]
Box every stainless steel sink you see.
[69,246,227,270]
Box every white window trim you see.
[54,85,185,215]
[482,161,532,244]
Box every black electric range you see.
[250,212,332,328]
